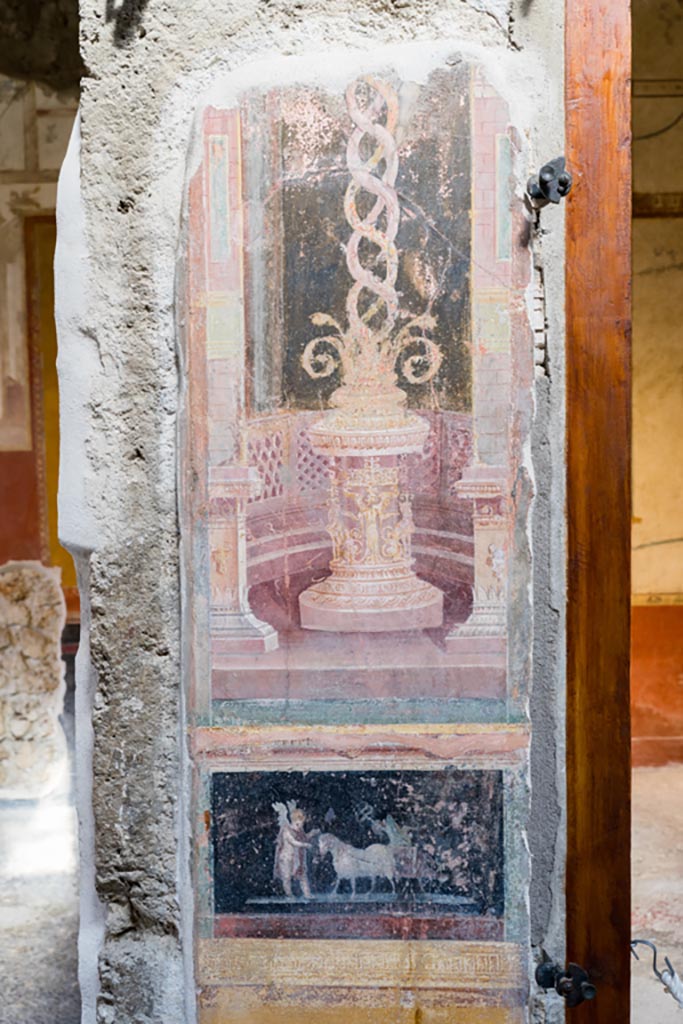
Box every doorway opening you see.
[630,2,683,1019]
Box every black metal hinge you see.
[535,957,597,1008]
[526,157,573,208]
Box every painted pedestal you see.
[209,464,279,654]
[299,400,443,632]
[445,465,507,654]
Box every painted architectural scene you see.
[185,55,531,720]
[183,47,533,1023]
[210,768,504,939]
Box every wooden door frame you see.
[565,1,632,1020]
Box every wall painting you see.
[183,45,533,1024]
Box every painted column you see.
[446,74,513,653]
[209,464,277,653]
[204,109,278,654]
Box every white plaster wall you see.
[55,1,567,1020]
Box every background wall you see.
[0,74,78,615]
[631,0,683,765]
[0,29,82,1022]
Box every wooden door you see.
[566,1,632,1021]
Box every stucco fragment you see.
[0,561,66,798]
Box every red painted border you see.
[214,913,504,941]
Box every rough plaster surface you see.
[0,561,67,799]
[56,0,566,1019]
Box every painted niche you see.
[183,55,531,726]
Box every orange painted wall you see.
[631,605,683,766]
[25,217,78,601]
[0,215,78,618]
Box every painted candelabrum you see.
[298,77,444,632]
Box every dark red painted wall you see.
[631,605,683,766]
[0,451,42,563]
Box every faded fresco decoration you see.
[184,56,529,725]
[212,769,503,938]
[183,45,532,1024]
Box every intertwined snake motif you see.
[301,76,442,399]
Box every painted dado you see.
[181,45,534,1023]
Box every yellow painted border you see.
[198,938,524,991]
[632,593,683,606]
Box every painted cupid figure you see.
[272,801,317,898]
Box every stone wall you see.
[55,1,567,1021]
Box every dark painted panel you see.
[211,768,504,936]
